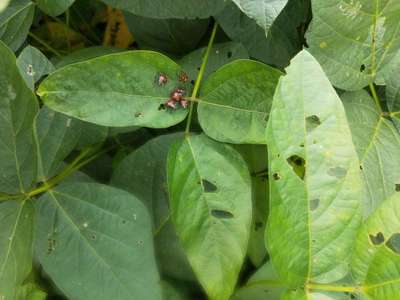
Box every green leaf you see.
[266,50,362,286]
[17,45,55,91]
[38,50,190,128]
[17,283,47,300]
[351,193,400,299]
[342,90,400,216]
[0,0,34,51]
[231,0,288,33]
[198,60,282,144]
[111,133,194,281]
[124,13,209,55]
[35,182,162,300]
[178,42,249,82]
[0,200,34,300]
[0,41,38,194]
[37,0,76,17]
[99,0,226,19]
[306,0,400,91]
[167,134,252,300]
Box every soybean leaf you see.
[99,0,226,19]
[231,0,288,33]
[306,0,400,91]
[17,283,47,300]
[351,193,400,299]
[0,41,38,194]
[343,90,400,216]
[38,51,190,128]
[0,1,10,12]
[198,60,282,144]
[0,0,34,51]
[124,13,209,55]
[266,50,362,286]
[111,133,195,281]
[0,200,34,300]
[384,51,400,113]
[17,46,55,91]
[178,42,249,82]
[167,134,252,300]
[37,0,76,17]
[35,182,162,300]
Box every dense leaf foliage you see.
[1,1,400,300]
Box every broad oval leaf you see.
[306,0,400,90]
[35,182,162,300]
[0,200,34,300]
[0,41,38,193]
[37,0,76,17]
[342,90,400,216]
[231,0,288,33]
[199,60,282,144]
[38,51,190,128]
[167,134,252,300]
[0,0,34,51]
[266,50,362,286]
[351,193,400,299]
[99,0,226,19]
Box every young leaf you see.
[342,90,400,216]
[0,0,34,51]
[167,134,252,300]
[351,193,400,299]
[99,0,226,19]
[17,45,55,91]
[306,0,400,90]
[37,51,190,128]
[198,60,282,144]
[266,50,362,286]
[231,0,288,33]
[0,41,38,194]
[35,182,162,300]
[37,0,76,17]
[0,200,34,300]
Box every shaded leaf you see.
[38,51,190,128]
[0,200,34,300]
[0,0,34,51]
[17,45,55,91]
[306,0,400,90]
[199,60,282,144]
[37,0,75,17]
[0,41,38,193]
[266,50,362,286]
[35,182,162,300]
[167,134,252,300]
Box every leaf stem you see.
[369,82,382,112]
[28,32,62,58]
[307,283,361,293]
[184,22,218,136]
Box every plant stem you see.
[28,32,62,58]
[184,22,218,136]
[369,82,382,112]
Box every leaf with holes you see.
[37,51,191,128]
[0,41,38,194]
[0,200,34,300]
[342,90,400,216]
[167,134,252,300]
[351,193,400,299]
[35,182,162,300]
[306,0,400,91]
[199,60,282,144]
[266,50,362,287]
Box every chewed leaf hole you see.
[310,199,320,211]
[306,115,321,131]
[327,167,347,179]
[227,51,233,58]
[272,173,281,180]
[360,64,366,72]
[202,179,218,192]
[287,155,305,180]
[211,209,234,219]
[386,233,400,254]
[396,184,400,192]
[369,232,385,245]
